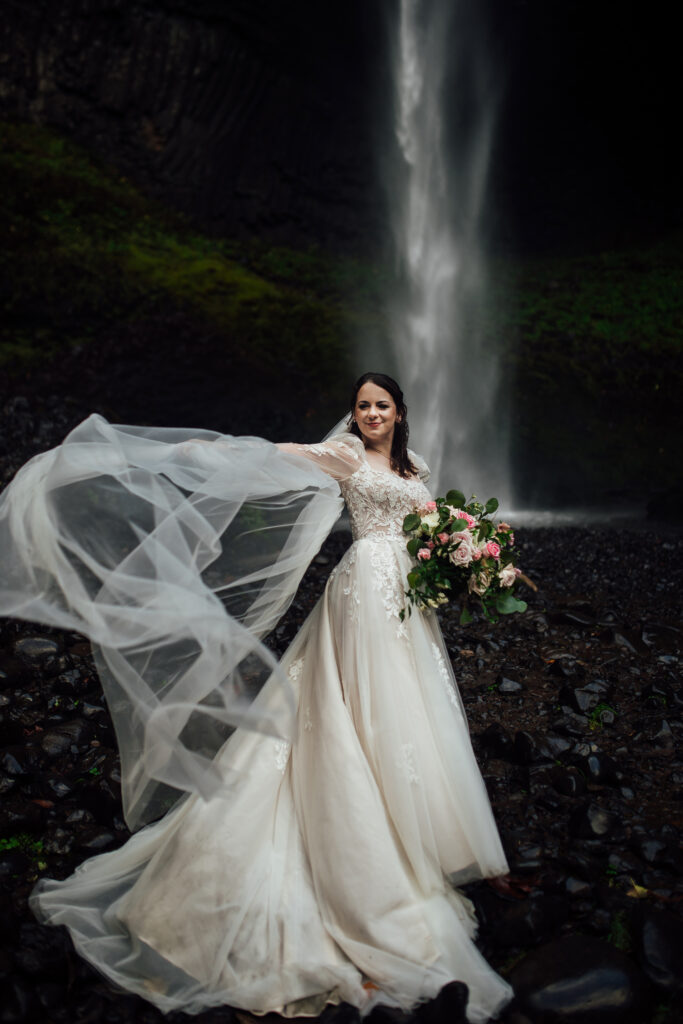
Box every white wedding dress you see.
[0,420,512,1022]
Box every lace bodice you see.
[339,453,431,541]
[279,432,431,542]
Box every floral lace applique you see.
[302,706,313,732]
[287,657,304,684]
[398,742,420,785]
[274,740,291,773]
[368,539,409,640]
[431,642,462,714]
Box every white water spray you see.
[389,0,506,502]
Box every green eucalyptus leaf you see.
[406,537,422,557]
[407,570,420,588]
[452,518,469,532]
[445,489,466,508]
[485,497,499,514]
[495,592,528,615]
[403,512,420,532]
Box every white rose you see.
[498,566,516,588]
[421,511,440,529]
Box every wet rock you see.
[560,685,599,714]
[0,749,27,776]
[650,719,674,749]
[0,654,27,686]
[565,876,592,896]
[494,894,569,948]
[479,722,514,760]
[636,908,683,994]
[46,776,73,799]
[65,808,96,825]
[0,849,29,879]
[513,731,542,764]
[569,801,616,839]
[13,636,60,661]
[40,719,93,757]
[640,681,671,708]
[54,668,91,695]
[549,766,587,797]
[44,829,75,856]
[498,676,523,694]
[415,981,469,1024]
[0,977,39,1022]
[580,753,620,786]
[0,797,44,834]
[0,775,15,795]
[78,828,118,852]
[508,934,648,1023]
[13,922,68,976]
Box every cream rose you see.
[498,565,516,588]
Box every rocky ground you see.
[1,401,682,1024]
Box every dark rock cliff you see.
[0,0,387,246]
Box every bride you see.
[0,372,512,1022]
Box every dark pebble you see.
[508,933,648,1023]
[498,676,523,693]
[13,637,60,661]
[0,849,29,878]
[637,908,683,995]
[40,719,93,757]
[569,801,616,839]
[549,766,587,797]
[78,828,118,852]
[415,981,469,1024]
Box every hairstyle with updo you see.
[348,372,418,479]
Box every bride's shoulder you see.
[326,432,366,457]
[408,449,430,483]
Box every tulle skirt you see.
[31,536,512,1022]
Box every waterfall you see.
[388,0,506,502]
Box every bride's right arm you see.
[276,435,365,482]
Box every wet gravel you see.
[1,401,682,1024]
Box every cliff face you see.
[0,0,385,246]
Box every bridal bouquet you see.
[400,489,529,624]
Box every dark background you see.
[0,0,681,509]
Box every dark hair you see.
[348,372,418,479]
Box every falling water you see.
[388,0,506,502]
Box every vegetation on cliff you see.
[1,120,681,503]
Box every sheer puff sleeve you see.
[408,449,431,485]
[276,433,365,481]
[0,415,357,829]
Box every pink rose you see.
[485,541,501,558]
[424,501,437,512]
[437,532,450,545]
[426,540,435,550]
[471,548,482,561]
[417,547,431,561]
[509,532,515,547]
[450,508,476,529]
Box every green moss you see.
[0,120,377,384]
[0,833,45,859]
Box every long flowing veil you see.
[0,414,352,829]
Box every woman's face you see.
[353,381,400,448]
